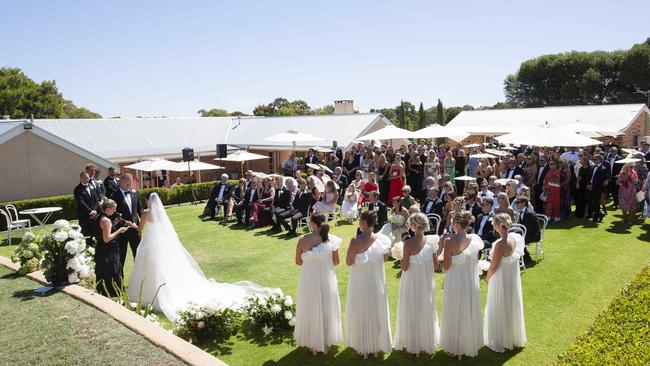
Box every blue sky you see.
[3,0,647,117]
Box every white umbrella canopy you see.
[355,125,417,141]
[470,153,496,159]
[125,159,177,172]
[310,146,334,153]
[496,124,602,147]
[455,175,477,181]
[485,148,511,157]
[219,150,269,162]
[463,143,481,148]
[168,160,224,172]
[621,148,643,156]
[615,157,641,164]
[412,124,469,142]
[564,122,622,138]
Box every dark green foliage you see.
[555,266,650,365]
[505,38,650,107]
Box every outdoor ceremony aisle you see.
[0,266,186,366]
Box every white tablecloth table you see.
[19,207,62,233]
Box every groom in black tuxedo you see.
[110,173,143,274]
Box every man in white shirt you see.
[561,147,579,165]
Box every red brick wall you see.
[617,110,650,148]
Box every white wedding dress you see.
[128,193,281,322]
[345,233,392,355]
[394,235,440,354]
[439,234,484,357]
[484,233,527,352]
[294,235,343,352]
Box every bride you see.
[128,193,281,322]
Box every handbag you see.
[636,191,646,203]
[540,192,547,202]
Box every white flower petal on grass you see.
[284,311,293,320]
[270,304,282,314]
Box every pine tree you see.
[398,100,406,128]
[418,102,426,129]
[436,99,446,125]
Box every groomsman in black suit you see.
[367,191,387,233]
[474,199,496,244]
[206,174,233,222]
[110,173,143,274]
[278,178,312,236]
[104,167,120,198]
[241,183,259,227]
[587,154,610,222]
[332,141,343,162]
[74,172,98,241]
[231,178,248,225]
[305,149,320,167]
[534,155,549,214]
[85,164,102,206]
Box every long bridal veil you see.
[128,193,281,322]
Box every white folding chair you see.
[480,240,492,261]
[296,205,313,232]
[426,213,442,234]
[508,224,527,272]
[532,214,549,262]
[513,210,520,223]
[5,205,31,231]
[1,209,28,245]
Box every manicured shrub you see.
[554,266,650,365]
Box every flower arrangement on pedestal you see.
[38,220,95,286]
[174,301,242,344]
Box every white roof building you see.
[446,103,650,135]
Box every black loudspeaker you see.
[216,144,227,158]
[182,147,194,162]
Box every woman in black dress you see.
[377,154,390,203]
[95,199,135,297]
[574,154,591,218]
[455,149,468,194]
[407,153,422,199]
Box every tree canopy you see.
[197,108,247,117]
[505,38,650,107]
[0,68,101,119]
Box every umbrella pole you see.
[188,161,198,205]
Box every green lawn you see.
[0,265,185,366]
[1,204,649,366]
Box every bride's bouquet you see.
[242,294,296,336]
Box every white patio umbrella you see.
[125,159,177,172]
[355,125,417,141]
[485,148,511,157]
[500,146,518,151]
[621,148,643,156]
[310,146,334,153]
[470,153,496,159]
[614,157,641,164]
[264,130,325,151]
[496,123,602,147]
[463,143,481,148]
[168,160,224,172]
[219,150,270,177]
[455,175,477,181]
[411,124,469,142]
[564,122,621,138]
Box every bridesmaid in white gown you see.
[294,213,343,355]
[394,212,440,356]
[345,211,393,359]
[484,213,527,352]
[440,210,484,359]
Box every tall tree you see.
[436,99,446,125]
[197,108,229,117]
[62,99,102,118]
[417,102,426,129]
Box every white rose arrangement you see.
[242,293,295,337]
[174,301,242,344]
[37,220,95,287]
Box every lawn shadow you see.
[605,220,633,235]
[239,323,294,348]
[638,223,650,242]
[198,338,236,356]
[12,286,60,301]
[1,237,20,246]
[264,345,522,366]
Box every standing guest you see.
[110,173,143,275]
[367,191,388,232]
[294,214,343,355]
[74,172,99,241]
[325,153,339,172]
[377,154,390,203]
[467,149,479,177]
[455,149,468,193]
[559,160,572,219]
[305,148,320,167]
[587,154,609,223]
[407,153,422,197]
[478,181,494,201]
[171,176,183,189]
[617,163,638,224]
[506,158,524,179]
[474,199,496,244]
[340,184,360,222]
[313,181,338,215]
[104,167,120,198]
[251,178,274,228]
[343,151,359,182]
[380,197,409,244]
[206,174,233,222]
[574,155,591,218]
[443,151,456,184]
[352,170,365,191]
[278,178,312,236]
[483,213,527,352]
[543,160,561,222]
[281,154,299,176]
[505,180,518,203]
[387,153,406,204]
[439,211,484,359]
[635,158,648,213]
[606,147,623,208]
[534,156,549,214]
[394,213,440,356]
[331,140,343,162]
[94,199,133,297]
[231,179,247,225]
[345,211,392,359]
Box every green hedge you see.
[554,266,650,365]
[0,180,236,231]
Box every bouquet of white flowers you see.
[11,231,43,275]
[174,301,242,344]
[39,220,94,286]
[242,294,296,336]
[478,259,491,275]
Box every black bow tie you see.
[124,191,130,195]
